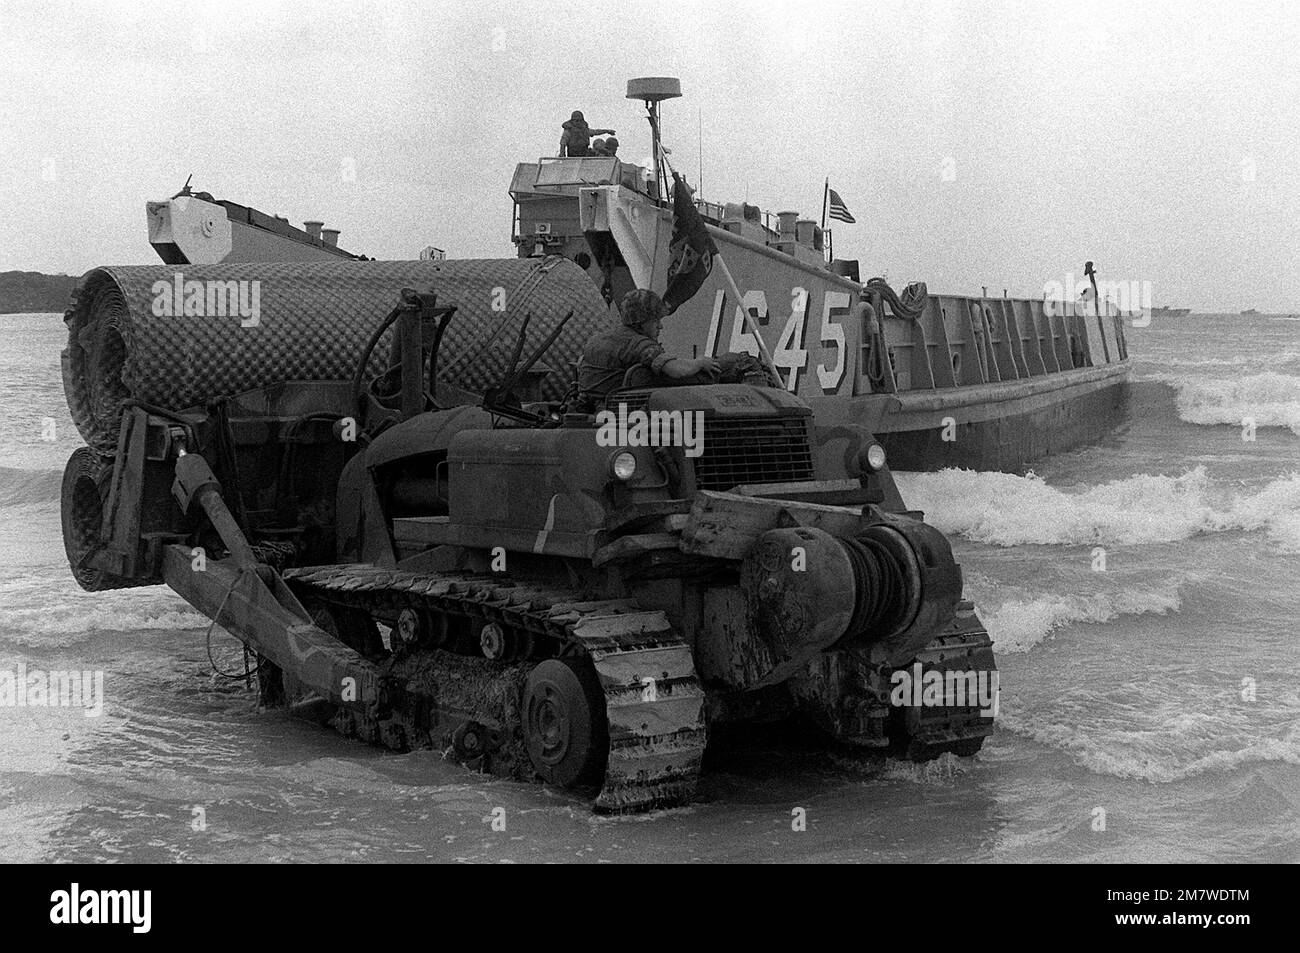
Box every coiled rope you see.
[866,278,929,321]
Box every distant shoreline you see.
[0,271,79,314]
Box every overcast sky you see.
[1,0,1297,310]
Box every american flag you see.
[827,186,855,224]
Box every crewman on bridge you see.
[577,289,721,401]
[560,110,616,157]
[590,136,621,158]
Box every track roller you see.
[522,658,610,788]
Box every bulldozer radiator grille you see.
[692,416,814,491]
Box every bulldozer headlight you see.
[864,443,887,472]
[610,451,638,481]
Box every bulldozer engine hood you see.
[365,405,496,470]
[634,383,813,418]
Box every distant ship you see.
[1151,305,1192,317]
[145,178,369,264]
[1241,308,1260,315]
[144,179,457,265]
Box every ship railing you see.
[693,197,727,224]
[867,293,1127,395]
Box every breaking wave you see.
[0,578,206,645]
[998,715,1300,783]
[979,583,1183,654]
[876,753,972,784]
[896,467,1300,551]
[1162,371,1300,435]
[8,606,207,638]
[1139,350,1300,371]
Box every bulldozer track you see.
[894,601,998,758]
[283,564,707,813]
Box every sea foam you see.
[998,713,1300,783]
[896,467,1300,551]
[1141,350,1300,371]
[0,577,207,645]
[978,583,1183,654]
[1163,371,1300,435]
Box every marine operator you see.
[560,110,616,157]
[577,289,721,401]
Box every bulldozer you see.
[61,277,997,813]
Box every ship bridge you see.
[509,156,834,273]
[509,156,652,259]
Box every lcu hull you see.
[511,158,1132,473]
[869,364,1129,471]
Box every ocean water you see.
[0,310,1296,863]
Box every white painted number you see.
[772,288,809,391]
[817,291,850,392]
[726,290,768,359]
[705,286,829,394]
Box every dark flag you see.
[662,172,718,314]
[827,186,856,223]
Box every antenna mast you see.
[627,77,682,205]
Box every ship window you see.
[952,352,961,378]
[535,157,620,187]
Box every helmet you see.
[591,138,606,152]
[620,288,667,327]
[604,136,619,151]
[570,110,584,122]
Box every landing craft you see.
[510,77,1132,472]
[145,177,365,265]
[141,79,1131,473]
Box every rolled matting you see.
[61,256,611,451]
